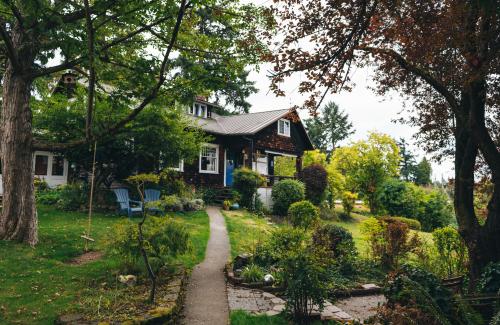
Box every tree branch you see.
[360,46,461,118]
[0,20,20,72]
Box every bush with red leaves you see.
[300,163,328,205]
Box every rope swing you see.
[82,141,97,251]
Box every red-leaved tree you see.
[266,0,500,282]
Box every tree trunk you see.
[454,84,500,285]
[0,27,38,245]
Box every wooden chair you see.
[112,188,143,218]
[144,189,161,215]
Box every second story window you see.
[278,119,291,137]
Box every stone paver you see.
[182,207,230,325]
[227,284,354,323]
[335,294,386,323]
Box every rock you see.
[263,274,274,284]
[118,275,137,287]
[361,283,380,290]
[271,297,285,305]
[272,304,285,312]
[265,310,281,316]
[233,253,252,270]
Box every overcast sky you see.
[244,63,455,181]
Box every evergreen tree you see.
[397,138,417,182]
[414,158,432,186]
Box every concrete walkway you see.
[182,206,230,324]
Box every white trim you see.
[199,143,219,174]
[277,118,291,137]
[265,150,297,158]
[223,149,227,187]
[170,160,184,172]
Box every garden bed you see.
[225,263,284,294]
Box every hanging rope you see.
[82,141,97,251]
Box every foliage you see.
[199,187,219,205]
[271,179,305,216]
[360,217,420,270]
[302,150,327,168]
[432,226,468,278]
[478,262,500,294]
[241,264,265,283]
[288,200,320,230]
[233,168,266,209]
[398,138,418,182]
[223,200,232,210]
[381,265,482,325]
[325,163,346,203]
[376,178,425,218]
[254,226,308,268]
[107,217,190,274]
[300,164,328,204]
[36,187,63,206]
[420,189,454,232]
[382,216,422,231]
[161,195,184,212]
[312,224,358,276]
[304,101,354,153]
[159,169,191,197]
[414,158,433,186]
[56,183,89,211]
[280,242,332,323]
[274,156,296,177]
[329,132,400,214]
[340,191,357,219]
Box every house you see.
[179,98,314,190]
[0,151,70,194]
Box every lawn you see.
[0,206,209,325]
[223,210,280,258]
[230,310,340,325]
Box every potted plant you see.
[223,200,231,210]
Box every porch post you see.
[295,156,302,177]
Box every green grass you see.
[230,310,340,325]
[0,206,209,325]
[223,210,279,258]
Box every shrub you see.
[361,217,420,270]
[271,179,305,216]
[232,168,265,209]
[420,189,454,231]
[161,195,183,212]
[478,262,500,294]
[319,201,337,220]
[312,224,358,276]
[432,226,468,278]
[159,169,189,197]
[56,182,88,211]
[280,244,331,323]
[288,200,319,230]
[199,187,218,204]
[241,264,265,283]
[183,198,204,211]
[382,216,422,230]
[254,226,308,268]
[377,178,424,218]
[300,163,328,204]
[341,191,357,218]
[36,187,62,205]
[107,216,190,273]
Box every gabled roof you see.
[188,108,292,135]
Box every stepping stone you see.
[262,292,275,298]
[361,283,380,290]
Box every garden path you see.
[182,206,230,324]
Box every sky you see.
[244,63,455,181]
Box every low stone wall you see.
[225,263,284,294]
[55,270,188,325]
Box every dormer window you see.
[278,119,291,137]
[191,102,208,118]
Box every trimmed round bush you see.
[381,216,422,231]
[271,179,305,216]
[300,164,328,204]
[233,168,265,208]
[288,200,319,230]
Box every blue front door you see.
[226,151,235,186]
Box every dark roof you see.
[188,108,314,149]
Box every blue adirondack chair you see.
[112,188,143,218]
[144,189,161,214]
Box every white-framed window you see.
[51,156,65,176]
[199,143,219,174]
[34,155,49,176]
[192,102,208,118]
[170,160,184,172]
[277,119,291,137]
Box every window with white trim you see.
[191,102,208,118]
[277,119,291,137]
[170,160,184,172]
[199,144,219,173]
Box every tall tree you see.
[0,0,265,245]
[330,132,400,213]
[397,138,417,182]
[414,157,433,186]
[267,0,500,281]
[304,101,354,153]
